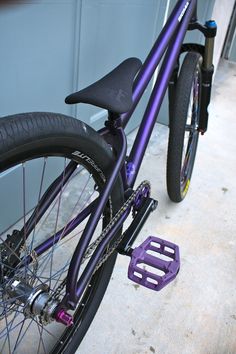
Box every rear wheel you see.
[0,112,123,353]
[167,52,202,202]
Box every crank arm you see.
[118,196,158,255]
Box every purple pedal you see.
[128,236,180,291]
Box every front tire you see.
[167,52,202,202]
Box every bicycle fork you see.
[168,18,217,134]
[200,19,217,134]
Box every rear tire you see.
[0,112,123,354]
[167,52,202,202]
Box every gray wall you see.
[0,0,217,230]
[211,0,235,67]
[229,33,236,62]
[0,0,216,130]
[0,0,168,132]
[0,0,169,229]
[225,2,236,63]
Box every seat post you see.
[105,111,123,131]
[108,111,120,121]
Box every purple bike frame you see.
[28,0,197,310]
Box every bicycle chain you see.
[40,180,151,322]
[91,180,151,273]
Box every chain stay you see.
[92,180,150,273]
[40,180,151,320]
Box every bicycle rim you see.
[0,154,114,354]
[180,66,200,197]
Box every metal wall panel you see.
[0,0,216,126]
[0,0,168,131]
[0,0,167,229]
[0,0,79,229]
[229,33,236,62]
[75,0,167,131]
[0,0,78,117]
[0,0,216,229]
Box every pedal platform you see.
[128,236,180,291]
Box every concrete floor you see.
[78,60,236,354]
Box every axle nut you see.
[55,309,74,327]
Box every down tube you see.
[127,0,196,188]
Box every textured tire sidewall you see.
[0,112,124,353]
[167,52,202,202]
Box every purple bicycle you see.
[0,0,216,353]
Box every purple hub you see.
[128,236,180,291]
[55,309,74,327]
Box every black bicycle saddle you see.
[65,57,142,114]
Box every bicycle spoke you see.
[35,174,94,291]
[48,158,67,290]
[31,164,83,243]
[11,317,26,354]
[0,142,112,353]
[29,158,47,255]
[35,323,47,354]
[1,299,12,353]
[31,317,63,343]
[22,163,27,265]
[11,318,34,354]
